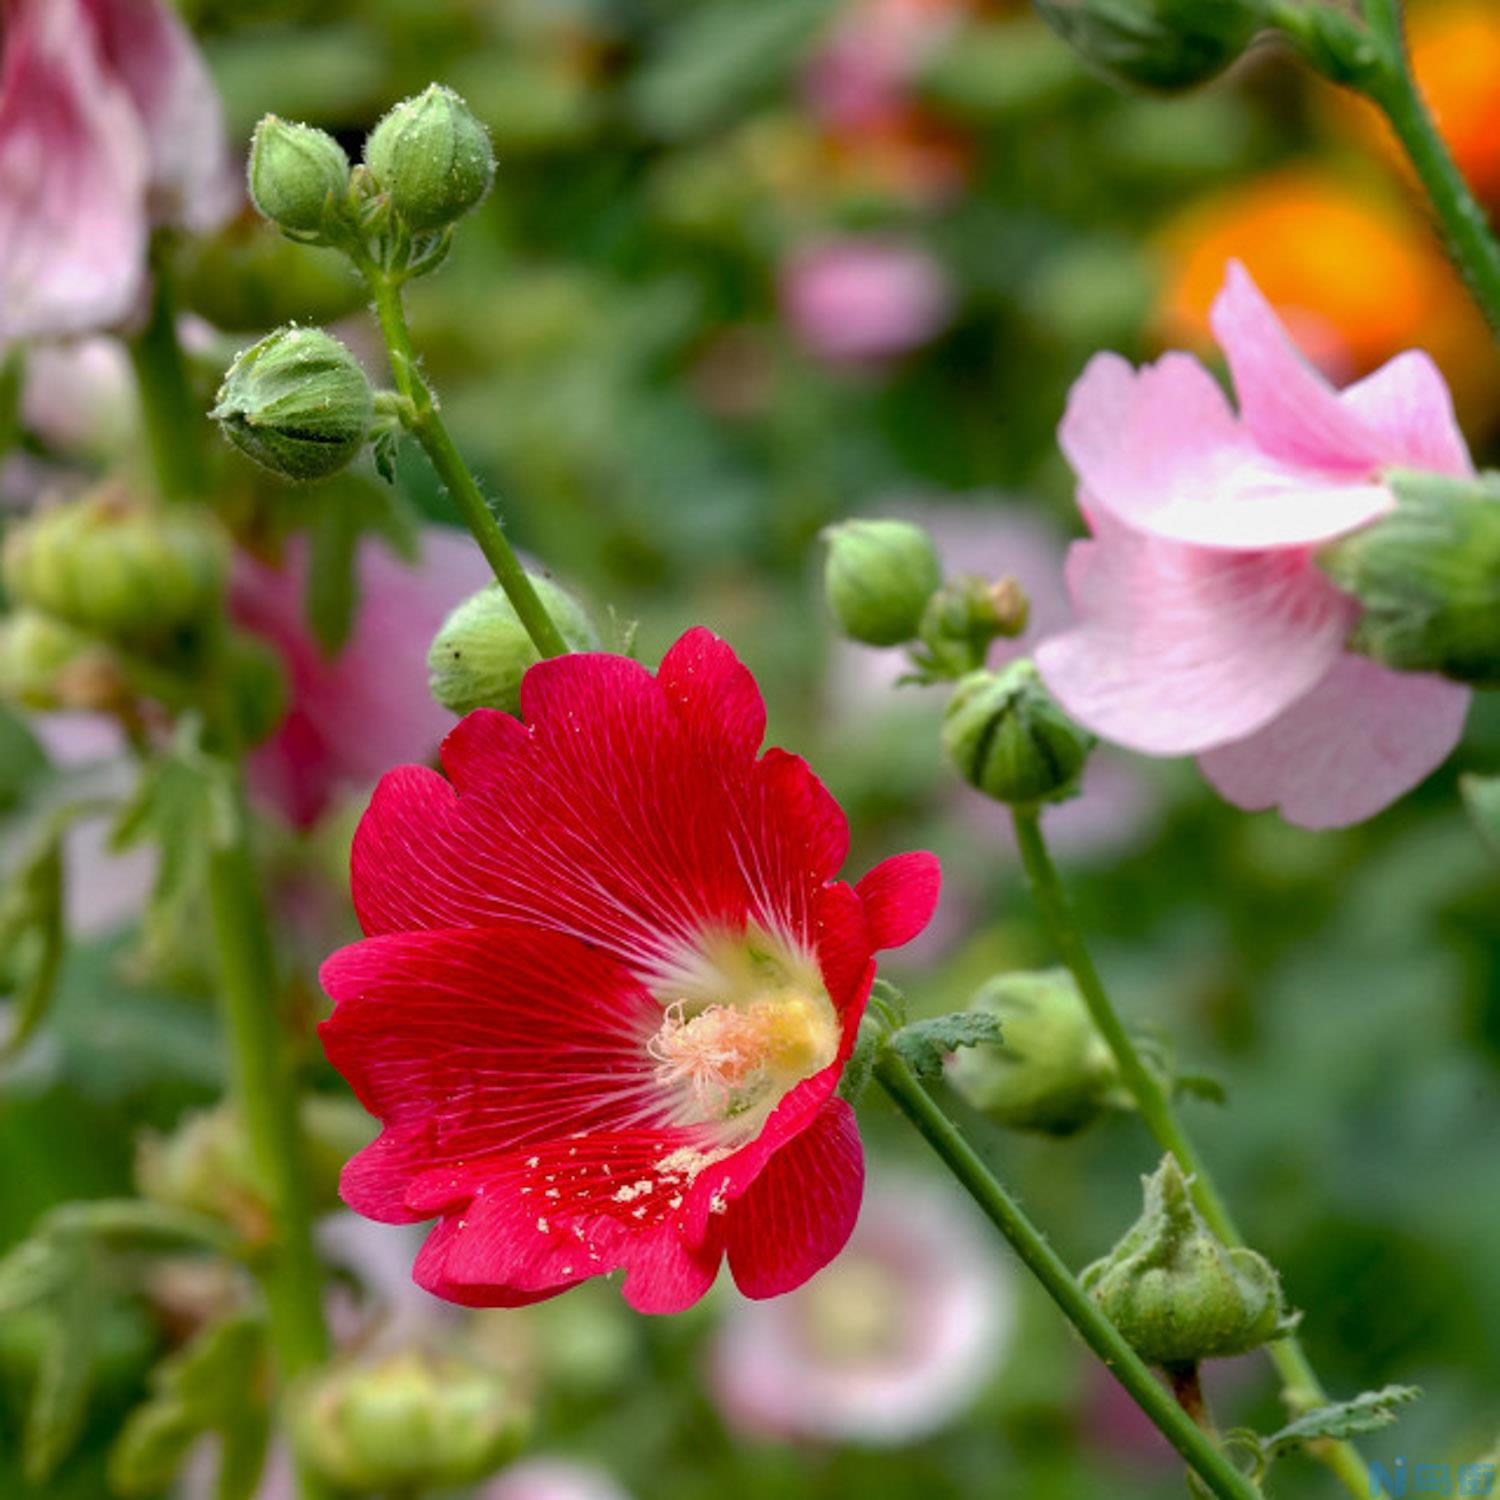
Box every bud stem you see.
[356,260,570,659]
[205,768,333,1500]
[1166,1362,1215,1436]
[1009,808,1372,1499]
[872,1049,1262,1500]
[127,256,209,502]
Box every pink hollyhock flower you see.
[709,1172,1013,1445]
[483,1458,633,1500]
[0,0,231,344]
[232,530,493,829]
[782,240,952,367]
[319,628,941,1313]
[1035,261,1473,830]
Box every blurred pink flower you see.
[233,529,494,828]
[709,1171,1014,1446]
[1036,261,1472,829]
[782,239,952,367]
[483,1458,633,1500]
[803,0,962,132]
[21,337,137,455]
[0,0,231,344]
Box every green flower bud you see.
[0,611,124,713]
[428,577,598,717]
[1321,468,1500,687]
[247,115,351,236]
[175,208,365,333]
[364,84,495,232]
[1081,1156,1296,1367]
[291,1349,528,1493]
[917,571,1030,676]
[3,490,228,645]
[823,518,943,647]
[1034,0,1264,93]
[212,326,373,482]
[942,661,1094,806]
[947,969,1120,1135]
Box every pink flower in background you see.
[0,0,231,344]
[233,530,493,828]
[782,240,952,367]
[483,1458,633,1500]
[1036,261,1472,829]
[21,338,137,456]
[709,1172,1013,1446]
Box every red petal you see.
[656,626,766,761]
[440,707,531,792]
[725,1098,864,1299]
[856,850,941,949]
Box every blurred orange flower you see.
[1154,165,1497,425]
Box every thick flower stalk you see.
[1037,261,1473,828]
[321,629,940,1311]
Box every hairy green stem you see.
[206,771,332,1500]
[1009,807,1371,1499]
[357,263,569,658]
[874,1051,1261,1500]
[127,264,209,501]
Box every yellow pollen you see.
[648,992,838,1118]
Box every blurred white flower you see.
[483,1456,634,1500]
[709,1170,1014,1446]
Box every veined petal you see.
[1035,512,1352,756]
[856,851,941,950]
[1198,655,1470,829]
[1339,350,1474,478]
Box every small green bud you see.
[364,84,495,232]
[428,577,598,717]
[1081,1156,1296,1367]
[917,571,1030,676]
[291,1349,528,1493]
[1321,468,1500,687]
[247,115,351,236]
[0,610,124,712]
[3,490,228,644]
[947,969,1120,1135]
[212,326,373,482]
[1034,0,1264,93]
[942,661,1094,806]
[823,518,943,647]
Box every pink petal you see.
[1198,655,1470,829]
[1035,512,1353,756]
[726,1098,864,1299]
[0,0,148,342]
[81,0,235,231]
[855,851,941,949]
[1339,350,1474,478]
[1060,351,1393,550]
[1210,260,1381,474]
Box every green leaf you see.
[888,1011,1006,1080]
[0,1234,71,1317]
[1175,1073,1229,1106]
[1460,772,1500,861]
[0,832,65,1061]
[1265,1385,1422,1456]
[23,1245,102,1485]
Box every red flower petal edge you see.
[320,628,940,1311]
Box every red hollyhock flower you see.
[320,629,940,1313]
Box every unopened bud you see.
[1321,468,1500,687]
[428,577,597,717]
[1081,1155,1296,1367]
[291,1349,528,1493]
[3,490,227,645]
[947,969,1119,1135]
[918,571,1030,676]
[0,611,122,712]
[212,326,373,482]
[1034,0,1264,92]
[364,85,495,233]
[823,518,942,647]
[248,115,351,236]
[942,661,1094,806]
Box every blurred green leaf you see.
[22,1242,101,1485]
[304,478,421,654]
[1461,772,1500,861]
[1265,1384,1422,1456]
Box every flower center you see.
[648,990,840,1125]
